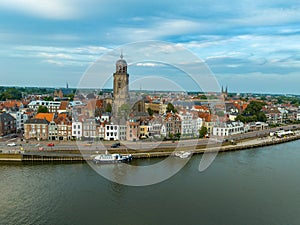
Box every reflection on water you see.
[1,140,300,225]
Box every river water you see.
[1,140,300,225]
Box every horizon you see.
[0,85,299,97]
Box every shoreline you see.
[0,133,299,162]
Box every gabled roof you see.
[0,112,16,122]
[25,118,49,125]
[34,113,55,122]
[59,101,69,110]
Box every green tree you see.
[105,103,112,113]
[199,126,207,138]
[175,132,181,140]
[147,107,154,116]
[235,101,267,123]
[37,106,49,113]
[66,93,74,101]
[166,103,177,113]
[43,96,54,101]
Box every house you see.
[139,124,150,139]
[178,111,193,136]
[149,116,163,138]
[82,119,97,139]
[0,112,16,136]
[262,107,282,125]
[97,122,106,140]
[164,112,181,137]
[212,121,245,137]
[16,110,29,132]
[54,114,72,141]
[24,118,49,140]
[48,121,58,141]
[126,119,139,141]
[247,122,269,132]
[105,124,126,141]
[72,121,83,140]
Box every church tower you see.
[113,53,129,115]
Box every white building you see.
[160,124,167,137]
[192,117,203,135]
[179,112,193,136]
[105,124,127,141]
[28,101,61,113]
[72,121,83,139]
[15,110,29,132]
[213,121,245,137]
[179,112,203,137]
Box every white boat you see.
[93,151,132,164]
[173,151,192,159]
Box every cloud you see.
[0,0,80,19]
[135,62,162,67]
[8,45,111,67]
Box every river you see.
[1,140,300,225]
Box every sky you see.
[1,0,300,94]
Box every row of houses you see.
[23,111,204,141]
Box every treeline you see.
[236,101,267,123]
[0,86,76,101]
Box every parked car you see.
[47,143,55,147]
[7,142,17,147]
[111,143,120,148]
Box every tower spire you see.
[120,49,123,59]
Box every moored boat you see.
[173,151,192,159]
[93,152,132,164]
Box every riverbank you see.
[1,133,299,162]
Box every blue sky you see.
[1,0,300,94]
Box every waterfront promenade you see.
[1,128,299,162]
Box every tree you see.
[166,103,177,113]
[37,106,49,113]
[237,100,267,123]
[105,103,112,113]
[147,107,154,116]
[43,96,54,101]
[175,132,181,140]
[199,126,207,138]
[66,93,74,101]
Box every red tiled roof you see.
[59,101,69,110]
[35,113,55,122]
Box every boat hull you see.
[92,154,132,164]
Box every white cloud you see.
[8,45,111,67]
[112,18,208,42]
[135,62,161,67]
[0,0,79,19]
